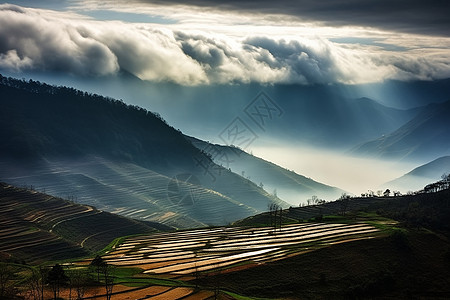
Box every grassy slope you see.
[211,190,450,299]
[199,229,450,299]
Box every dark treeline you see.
[0,74,167,124]
[422,173,450,193]
[373,192,450,234]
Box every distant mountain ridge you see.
[27,71,445,146]
[352,100,450,162]
[269,95,418,148]
[0,75,288,228]
[384,156,450,192]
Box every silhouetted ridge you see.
[0,74,197,171]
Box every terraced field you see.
[0,183,164,263]
[104,222,381,276]
[0,157,286,229]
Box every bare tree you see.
[273,205,278,230]
[102,264,116,300]
[0,263,17,299]
[278,207,283,231]
[90,255,106,282]
[27,267,47,300]
[268,203,280,229]
[47,264,68,300]
[338,193,350,216]
[193,250,201,289]
[70,268,89,300]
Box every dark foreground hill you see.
[0,75,287,228]
[207,189,450,299]
[199,229,450,299]
[236,188,450,234]
[0,182,169,264]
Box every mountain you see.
[23,72,422,149]
[352,100,450,161]
[384,156,450,192]
[0,75,288,229]
[263,95,418,148]
[188,136,344,204]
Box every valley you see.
[1,0,450,298]
[0,75,449,299]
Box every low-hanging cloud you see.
[0,4,449,85]
[0,4,119,76]
[0,4,206,84]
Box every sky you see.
[0,0,449,86]
[1,0,449,195]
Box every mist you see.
[251,142,417,197]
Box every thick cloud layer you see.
[146,0,450,36]
[0,4,449,85]
[0,5,118,76]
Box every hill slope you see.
[188,136,344,204]
[0,75,287,228]
[0,182,168,264]
[272,96,417,148]
[221,189,450,299]
[352,100,450,161]
[384,156,450,192]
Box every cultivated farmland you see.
[0,182,166,263]
[104,222,381,276]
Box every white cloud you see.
[0,4,449,85]
[0,5,119,76]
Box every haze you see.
[252,143,416,199]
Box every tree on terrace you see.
[338,193,350,216]
[27,266,47,300]
[90,255,106,282]
[70,268,90,300]
[0,263,18,299]
[102,264,116,300]
[47,264,68,300]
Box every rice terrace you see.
[2,179,450,299]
